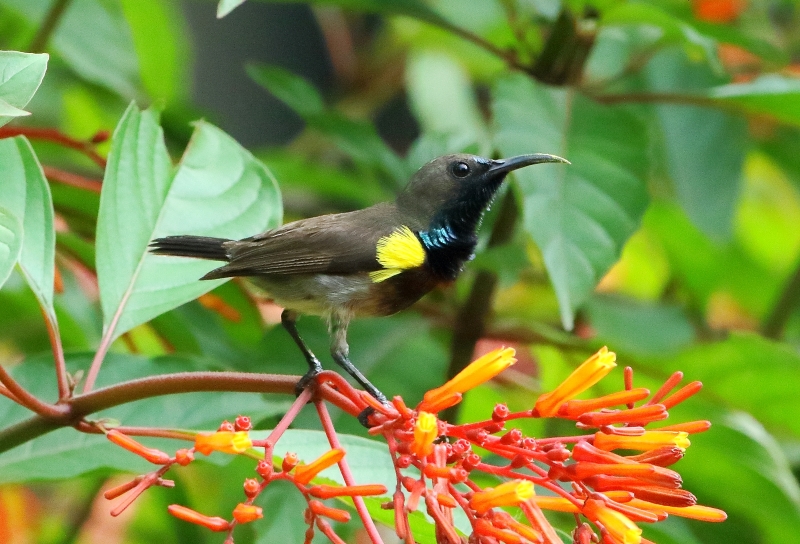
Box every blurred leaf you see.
[585,294,695,356]
[0,206,22,290]
[120,0,190,102]
[3,0,140,98]
[646,48,748,241]
[246,63,325,117]
[248,63,409,184]
[217,0,247,18]
[405,51,486,146]
[250,0,448,26]
[493,74,649,330]
[254,483,309,544]
[602,2,720,70]
[0,352,291,482]
[96,103,282,341]
[0,50,47,127]
[707,75,800,128]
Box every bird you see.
[150,153,568,405]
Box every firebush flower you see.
[103,346,725,544]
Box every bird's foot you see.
[294,366,322,397]
[357,407,376,428]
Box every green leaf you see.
[15,138,56,319]
[120,0,190,101]
[246,63,325,117]
[646,48,747,241]
[217,0,247,17]
[493,74,649,330]
[0,206,22,290]
[0,50,47,128]
[3,0,139,97]
[248,0,448,26]
[708,75,800,128]
[601,2,720,71]
[96,103,282,341]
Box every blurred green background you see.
[1,0,800,543]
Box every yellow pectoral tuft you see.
[370,226,425,283]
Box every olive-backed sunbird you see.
[150,153,568,404]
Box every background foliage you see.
[1,0,800,543]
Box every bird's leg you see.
[281,309,323,396]
[330,313,388,406]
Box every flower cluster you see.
[361,347,725,544]
[102,346,725,544]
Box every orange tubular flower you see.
[106,429,171,464]
[167,504,231,532]
[628,500,727,522]
[559,388,650,418]
[232,503,263,524]
[293,449,345,485]
[419,347,516,412]
[307,484,387,499]
[410,411,438,458]
[309,500,351,523]
[470,480,535,514]
[474,519,524,544]
[535,347,617,417]
[194,431,252,456]
[583,499,642,544]
[594,431,690,452]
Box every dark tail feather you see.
[149,235,231,262]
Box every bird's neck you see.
[418,203,487,281]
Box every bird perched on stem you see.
[150,153,567,405]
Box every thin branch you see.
[74,422,196,441]
[41,306,70,401]
[28,0,73,53]
[316,400,384,544]
[42,166,103,193]
[0,126,106,168]
[0,364,68,418]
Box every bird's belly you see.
[253,270,439,317]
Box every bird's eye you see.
[451,162,470,178]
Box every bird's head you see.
[397,153,568,233]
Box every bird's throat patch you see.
[370,226,425,282]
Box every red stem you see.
[41,306,69,401]
[0,363,68,418]
[42,166,103,193]
[315,400,384,544]
[0,126,107,168]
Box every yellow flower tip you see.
[593,431,690,452]
[409,411,438,458]
[293,448,346,485]
[194,431,252,456]
[470,480,535,514]
[232,503,263,524]
[535,346,617,417]
[584,499,642,544]
[420,348,516,412]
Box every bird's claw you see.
[295,368,321,397]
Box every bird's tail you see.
[149,235,231,262]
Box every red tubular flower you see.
[627,447,685,467]
[232,503,263,524]
[655,420,711,434]
[583,499,642,544]
[410,411,438,458]
[293,449,345,485]
[578,405,668,427]
[535,347,617,417]
[474,519,524,544]
[194,431,252,456]
[625,486,696,508]
[419,347,516,412]
[309,500,351,523]
[106,430,171,464]
[470,480,535,514]
[628,500,727,522]
[307,484,387,499]
[559,388,650,418]
[167,504,230,531]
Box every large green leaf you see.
[218,0,448,25]
[0,50,47,128]
[492,74,649,330]
[0,352,292,482]
[646,49,748,241]
[0,207,22,290]
[3,0,139,97]
[96,103,282,341]
[707,75,800,128]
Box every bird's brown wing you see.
[202,203,411,279]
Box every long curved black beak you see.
[487,153,569,177]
